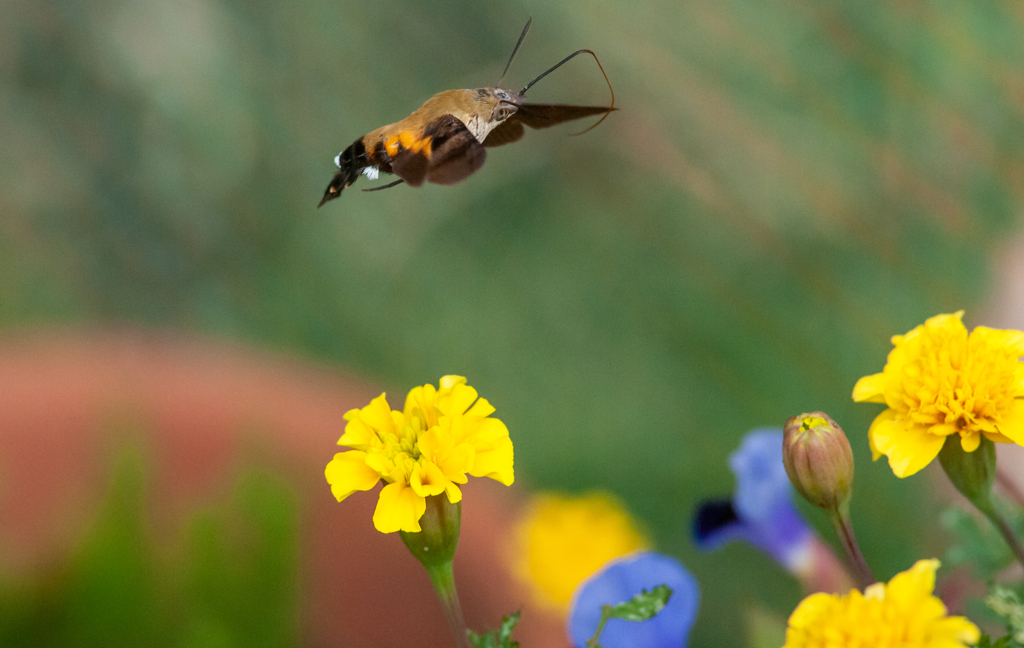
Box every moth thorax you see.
[464,112,506,144]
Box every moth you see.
[318,18,615,206]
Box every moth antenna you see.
[495,17,532,88]
[519,49,616,135]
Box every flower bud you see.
[783,412,854,512]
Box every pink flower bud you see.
[783,412,854,511]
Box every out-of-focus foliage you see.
[0,452,299,648]
[975,635,1024,648]
[943,503,1024,581]
[4,0,1024,643]
[942,503,1024,636]
[987,585,1024,644]
[468,612,521,648]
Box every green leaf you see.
[942,506,1024,580]
[974,633,1023,648]
[467,612,520,648]
[586,585,674,648]
[605,584,673,622]
[986,585,1024,645]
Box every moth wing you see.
[482,119,525,148]
[423,115,487,186]
[512,103,613,130]
[390,143,430,187]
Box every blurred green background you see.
[3,0,1024,645]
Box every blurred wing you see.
[389,136,431,187]
[511,103,614,130]
[422,114,487,185]
[482,119,525,148]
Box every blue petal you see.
[730,428,791,522]
[568,552,699,648]
[693,429,812,570]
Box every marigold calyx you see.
[783,412,854,511]
[938,433,996,512]
[400,494,461,568]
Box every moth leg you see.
[362,179,405,192]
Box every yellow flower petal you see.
[327,376,514,533]
[885,558,938,603]
[441,382,479,417]
[465,396,497,420]
[782,559,979,648]
[373,481,426,533]
[440,444,475,483]
[972,326,1024,356]
[417,426,474,484]
[959,431,980,452]
[337,414,375,449]
[470,435,515,485]
[852,372,887,403]
[363,451,397,479]
[443,481,463,503]
[853,311,1024,477]
[984,431,1015,444]
[997,400,1024,444]
[325,451,381,501]
[786,592,833,629]
[926,310,966,330]
[439,375,466,390]
[338,393,395,448]
[930,617,982,647]
[868,411,944,478]
[409,461,447,498]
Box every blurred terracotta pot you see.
[0,328,567,648]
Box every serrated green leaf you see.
[467,612,520,648]
[586,585,675,648]
[606,584,673,622]
[498,611,521,646]
[986,585,1024,644]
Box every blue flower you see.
[693,428,813,572]
[567,552,699,648]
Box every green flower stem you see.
[827,502,875,589]
[399,496,468,648]
[996,470,1024,509]
[586,606,613,648]
[974,496,1024,570]
[939,435,1024,570]
[425,560,470,648]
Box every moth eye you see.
[497,91,507,99]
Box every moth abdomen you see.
[318,137,373,206]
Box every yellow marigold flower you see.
[510,492,649,612]
[783,559,980,648]
[853,311,1024,477]
[325,375,514,534]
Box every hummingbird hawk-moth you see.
[318,19,615,206]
